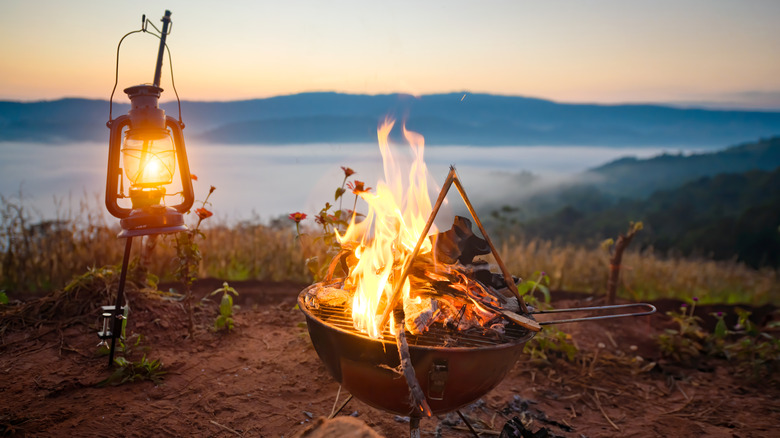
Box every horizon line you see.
[2,90,780,112]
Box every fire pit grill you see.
[305,300,533,349]
[297,161,656,437]
[299,290,536,416]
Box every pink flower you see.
[195,207,213,220]
[288,212,307,223]
[347,180,371,195]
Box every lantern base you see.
[118,205,187,238]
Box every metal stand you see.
[457,410,480,437]
[409,415,421,438]
[108,236,133,366]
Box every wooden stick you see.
[378,167,457,331]
[396,318,432,417]
[209,420,242,437]
[591,392,620,432]
[328,392,354,419]
[452,174,528,313]
[500,309,541,332]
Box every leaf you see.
[537,284,551,303]
[0,291,8,305]
[714,318,727,339]
[335,187,346,201]
[219,294,233,318]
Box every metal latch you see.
[428,359,448,400]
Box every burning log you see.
[305,208,541,339]
[303,280,349,309]
[431,216,490,265]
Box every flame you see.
[336,118,437,337]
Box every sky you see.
[1,0,780,108]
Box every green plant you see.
[658,302,779,382]
[98,355,166,386]
[518,271,580,363]
[173,183,216,337]
[209,281,239,332]
[292,165,361,281]
[523,326,578,363]
[718,308,780,380]
[517,270,551,308]
[657,299,706,362]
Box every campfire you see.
[299,118,655,435]
[305,118,536,337]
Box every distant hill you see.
[585,136,780,198]
[2,92,780,146]
[519,166,780,268]
[499,137,780,219]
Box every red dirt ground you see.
[1,279,778,437]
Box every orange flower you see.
[195,207,213,220]
[288,212,307,223]
[191,174,198,181]
[341,166,356,178]
[347,180,371,194]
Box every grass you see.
[1,194,777,306]
[500,236,778,305]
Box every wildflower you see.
[347,180,371,194]
[341,166,356,178]
[288,212,307,223]
[191,174,198,181]
[716,311,724,317]
[289,212,307,239]
[209,185,216,195]
[195,207,213,220]
[692,297,699,302]
[315,214,326,226]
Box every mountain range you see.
[2,92,780,147]
[504,137,780,268]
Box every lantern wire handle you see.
[108,14,182,125]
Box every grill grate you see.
[307,303,531,348]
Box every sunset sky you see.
[1,0,779,108]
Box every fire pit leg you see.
[457,410,480,437]
[409,415,421,438]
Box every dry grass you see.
[501,236,778,305]
[1,195,776,306]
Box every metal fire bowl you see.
[298,291,536,416]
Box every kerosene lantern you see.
[101,10,194,366]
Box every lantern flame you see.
[336,118,438,338]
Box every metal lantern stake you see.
[103,10,194,366]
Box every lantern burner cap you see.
[118,204,187,238]
[124,84,164,99]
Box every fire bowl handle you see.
[532,303,656,326]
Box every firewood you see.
[394,311,432,418]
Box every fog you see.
[0,142,706,225]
